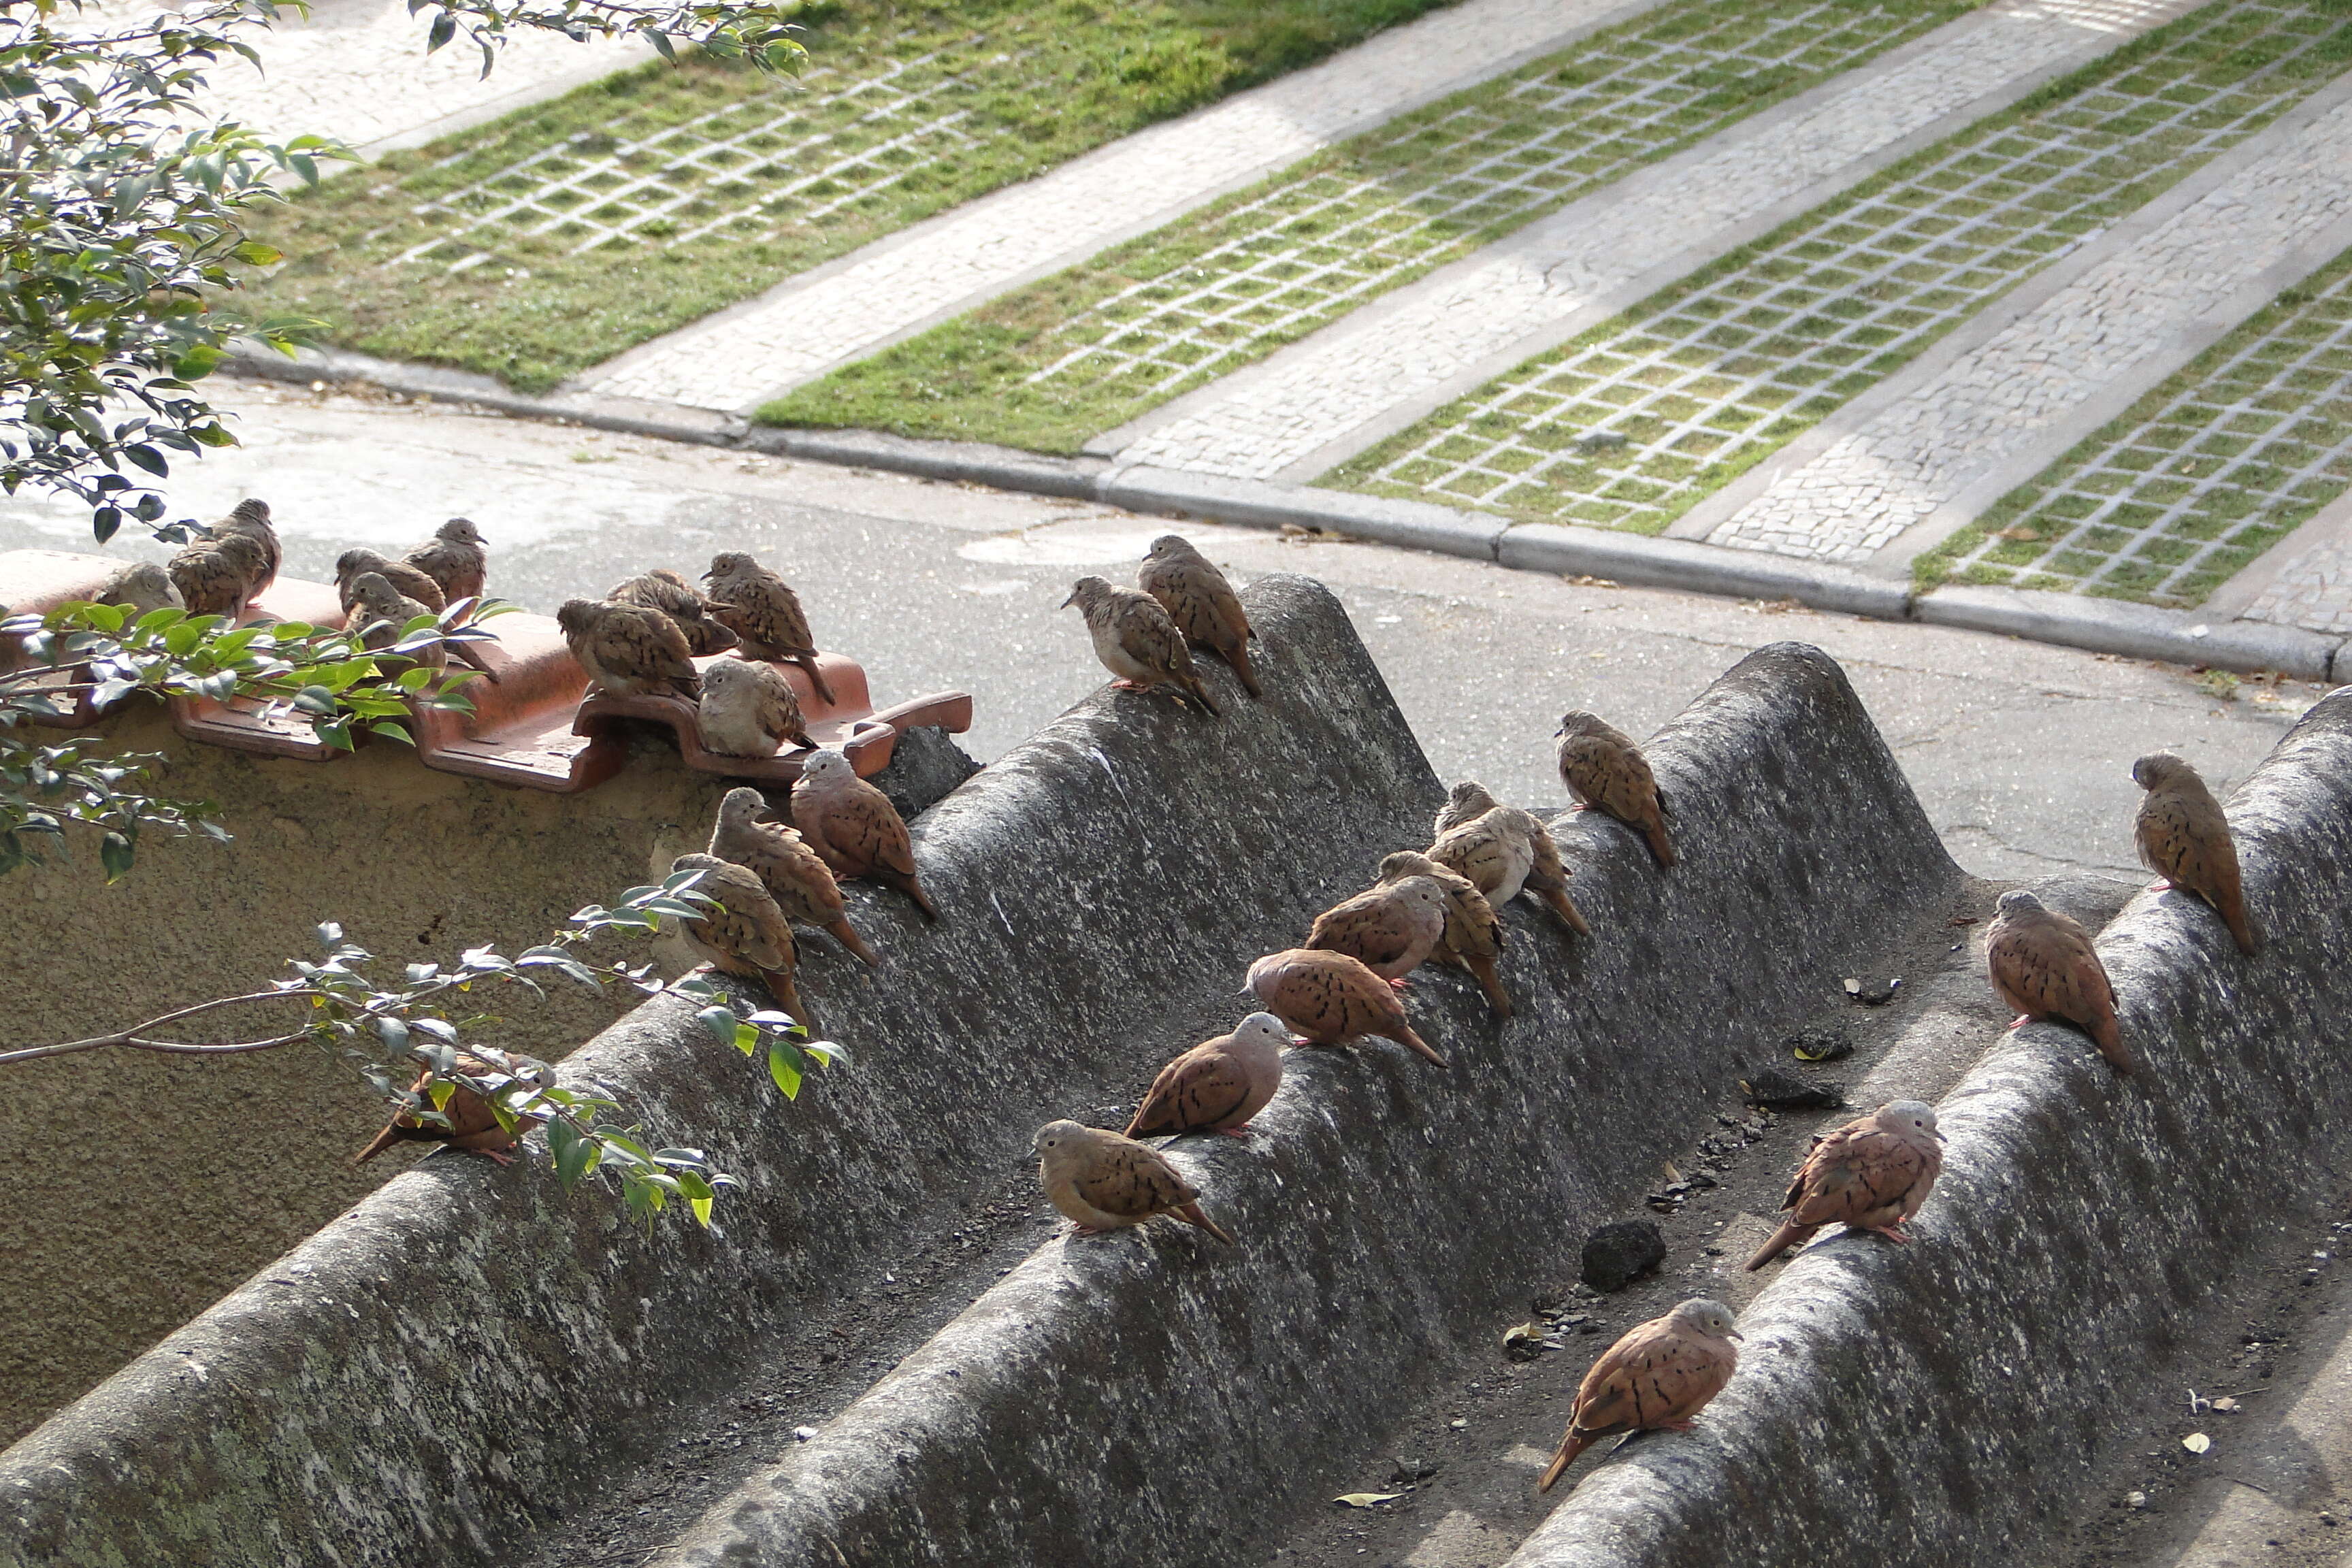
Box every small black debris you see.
[1742,1064,1847,1110]
[1387,1458,1441,1487]
[1582,1220,1667,1294]
[1784,1024,1855,1062]
[1844,976,1902,1006]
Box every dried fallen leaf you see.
[1503,1322,1545,1360]
[1995,527,2042,542]
[1333,1492,1407,1508]
[2183,1432,2212,1454]
[2212,1398,2240,1413]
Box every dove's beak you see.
[1059,590,1078,609]
[1727,1330,1745,1341]
[1936,1132,1948,1142]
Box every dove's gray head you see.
[1394,877,1450,915]
[702,657,753,693]
[556,598,602,636]
[1876,1099,1941,1141]
[1231,1012,1292,1057]
[1060,575,1115,613]
[1447,779,1499,812]
[438,517,485,545]
[1671,1298,1742,1340]
[225,497,272,529]
[1144,534,1200,563]
[101,561,176,611]
[717,785,770,824]
[346,573,408,617]
[798,748,855,786]
[1554,710,1605,740]
[2132,751,2191,790]
[1379,849,1441,882]
[670,851,725,875]
[1033,1118,1089,1155]
[704,551,760,583]
[1995,889,2046,919]
[335,547,393,582]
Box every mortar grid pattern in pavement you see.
[1927,251,2352,608]
[1326,0,2344,539]
[1007,0,1952,411]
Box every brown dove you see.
[557,598,700,700]
[167,530,270,619]
[1429,805,1535,906]
[707,785,879,966]
[1536,1298,1741,1492]
[1138,534,1260,698]
[670,851,808,1024]
[1436,788,1591,936]
[1034,1120,1235,1244]
[354,1051,542,1167]
[1556,711,1674,867]
[1307,876,1449,987]
[698,657,810,757]
[334,548,446,615]
[702,551,836,704]
[610,568,740,657]
[1125,1013,1289,1139]
[212,498,280,600]
[94,561,178,614]
[1746,1100,1944,1269]
[343,572,442,663]
[1379,850,1510,1017]
[1433,778,1505,838]
[1987,889,2128,1074]
[401,517,487,606]
[2133,752,2259,956]
[790,747,936,919]
[1061,575,1218,715]
[1245,947,1447,1068]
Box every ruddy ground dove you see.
[334,549,446,615]
[702,551,836,705]
[1536,1298,1741,1492]
[791,748,937,920]
[670,851,808,1025]
[341,573,442,665]
[1062,575,1218,715]
[1034,1120,1235,1244]
[557,598,701,700]
[698,657,811,758]
[1746,1100,1944,1269]
[353,1051,542,1167]
[707,785,879,966]
[2133,751,2259,956]
[1556,711,1674,867]
[1137,534,1260,699]
[401,517,487,606]
[1245,947,1447,1068]
[1379,849,1511,1017]
[212,498,280,600]
[1124,1013,1288,1139]
[167,530,270,619]
[1307,876,1449,986]
[1986,889,2128,1074]
[610,567,740,657]
[95,561,178,614]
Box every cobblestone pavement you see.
[185,0,644,156]
[578,0,1615,412]
[1704,79,2352,564]
[1109,0,2163,484]
[1322,0,2342,532]
[2235,530,2352,634]
[1921,242,2352,606]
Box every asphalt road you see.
[0,380,2321,881]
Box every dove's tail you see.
[1183,674,1220,717]
[1175,1201,1236,1245]
[795,655,837,707]
[2088,1009,2133,1075]
[352,1121,409,1166]
[1537,1431,1592,1493]
[761,968,811,1033]
[1390,1019,1451,1071]
[1464,954,1513,1019]
[1745,1219,1816,1271]
[1642,813,1677,868]
[1542,887,1590,937]
[888,872,940,922]
[2217,888,2262,957]
[828,917,881,968]
[1224,641,1263,700]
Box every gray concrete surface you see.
[0,382,2321,887]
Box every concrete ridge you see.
[223,346,2349,681]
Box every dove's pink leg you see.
[1219,1125,1254,1138]
[2010,1015,2033,1030]
[1387,977,1413,992]
[1659,1418,1698,1432]
[1068,1223,1111,1237]
[2149,879,2171,891]
[1862,1222,1910,1245]
[1111,679,1149,691]
[469,1147,517,1168]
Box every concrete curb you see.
[0,577,1439,1568]
[1509,687,2352,1568]
[223,350,2347,676]
[623,644,1970,1567]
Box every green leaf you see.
[97,830,133,883]
[696,1005,738,1048]
[767,1039,802,1101]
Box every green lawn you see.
[759,0,1968,452]
[248,0,1456,393]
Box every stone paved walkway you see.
[575,0,1637,412]
[1103,0,2187,485]
[1697,76,2352,566]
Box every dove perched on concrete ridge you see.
[210,498,280,600]
[698,657,811,758]
[401,517,487,607]
[2133,751,2259,957]
[1137,534,1260,699]
[1987,889,2128,1074]
[94,561,179,614]
[1536,1298,1741,1492]
[1307,876,1449,987]
[1245,947,1448,1068]
[1034,1120,1235,1245]
[1379,850,1510,1018]
[1061,575,1218,716]
[1125,1013,1289,1139]
[670,851,808,1026]
[707,785,879,967]
[344,573,442,663]
[1429,806,1537,909]
[1439,792,1591,936]
[791,747,937,920]
[334,548,447,615]
[557,598,700,700]
[354,1052,542,1167]
[702,551,836,705]
[1516,809,1592,937]
[1556,711,1675,867]
[1746,1100,1945,1270]
[1434,779,1504,839]
[610,568,740,657]
[167,530,270,619]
